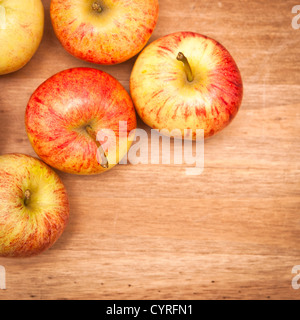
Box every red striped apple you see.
[25,68,137,175]
[0,154,69,258]
[130,32,243,139]
[50,0,159,65]
[0,0,44,75]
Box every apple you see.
[130,32,243,139]
[50,0,159,65]
[0,0,44,75]
[25,67,137,175]
[0,154,69,258]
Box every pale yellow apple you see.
[0,0,44,75]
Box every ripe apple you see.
[0,0,44,75]
[25,67,137,175]
[50,0,159,65]
[0,154,69,258]
[130,32,243,139]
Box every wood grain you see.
[0,0,299,300]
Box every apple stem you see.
[177,52,194,82]
[85,125,109,169]
[24,190,31,207]
[92,2,103,13]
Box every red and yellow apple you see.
[0,0,44,75]
[50,0,159,65]
[130,32,243,139]
[0,154,69,258]
[25,67,137,175]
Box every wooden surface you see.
[0,0,299,300]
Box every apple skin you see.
[130,32,243,139]
[50,0,159,65]
[25,68,137,175]
[0,0,44,75]
[0,154,69,258]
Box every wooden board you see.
[0,0,299,300]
